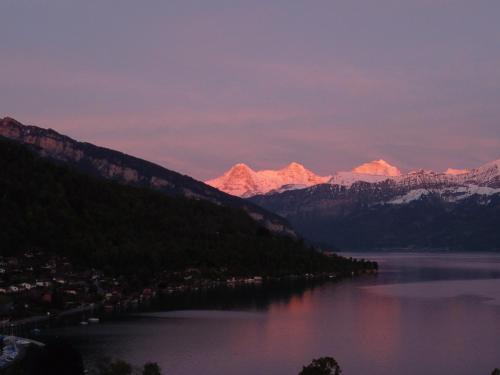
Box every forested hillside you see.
[0,138,374,277]
[0,117,294,236]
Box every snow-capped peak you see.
[351,159,402,176]
[206,157,500,197]
[445,168,469,175]
[283,161,305,170]
[476,159,500,172]
[460,159,500,187]
[227,163,254,175]
[407,169,435,175]
[206,162,330,197]
[205,163,260,197]
[275,162,309,178]
[328,159,401,187]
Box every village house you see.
[36,281,52,288]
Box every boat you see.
[88,318,100,323]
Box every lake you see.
[44,253,500,375]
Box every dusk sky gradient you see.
[1,1,500,180]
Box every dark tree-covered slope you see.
[0,138,374,276]
[0,117,294,236]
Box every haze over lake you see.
[46,253,500,375]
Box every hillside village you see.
[0,251,118,324]
[0,250,302,329]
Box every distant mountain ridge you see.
[209,157,500,199]
[207,159,404,198]
[250,159,500,251]
[0,117,294,236]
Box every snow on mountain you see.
[445,168,468,175]
[330,159,500,193]
[329,171,392,186]
[459,159,500,187]
[388,189,430,204]
[268,183,309,195]
[386,160,500,204]
[205,162,330,197]
[394,169,452,188]
[205,163,260,197]
[207,158,500,199]
[329,159,401,187]
[248,158,500,250]
[388,185,500,205]
[351,159,402,176]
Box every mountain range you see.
[207,157,500,251]
[207,158,499,197]
[248,159,500,250]
[4,116,498,252]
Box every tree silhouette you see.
[92,358,132,375]
[298,357,342,375]
[143,362,162,375]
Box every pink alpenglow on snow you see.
[352,159,402,177]
[205,162,330,197]
[328,159,402,187]
[207,159,402,197]
[206,158,500,197]
[445,168,469,175]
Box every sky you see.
[1,0,500,180]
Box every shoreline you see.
[1,268,378,336]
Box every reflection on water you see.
[44,253,500,375]
[148,278,328,312]
[364,279,500,305]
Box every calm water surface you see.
[46,253,500,375]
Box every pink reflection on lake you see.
[44,253,500,375]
